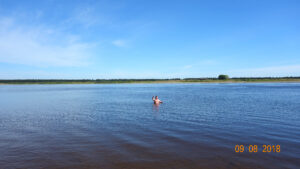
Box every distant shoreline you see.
[1,78,300,85]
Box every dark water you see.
[0,83,300,169]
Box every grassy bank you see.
[1,77,300,84]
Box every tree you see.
[218,74,229,80]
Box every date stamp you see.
[235,145,280,153]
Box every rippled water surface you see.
[0,83,300,169]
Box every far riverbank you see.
[1,77,300,84]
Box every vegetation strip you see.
[1,76,300,84]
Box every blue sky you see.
[0,0,299,79]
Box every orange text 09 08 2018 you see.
[235,145,280,153]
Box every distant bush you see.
[218,74,229,80]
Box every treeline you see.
[0,79,94,83]
[182,78,217,80]
[0,78,181,84]
[95,78,181,81]
[0,76,299,84]
[231,76,300,79]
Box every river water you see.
[0,83,299,169]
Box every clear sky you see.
[0,0,299,79]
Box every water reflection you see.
[152,103,160,111]
[152,103,161,119]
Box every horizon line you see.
[1,76,300,81]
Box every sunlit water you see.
[0,83,299,169]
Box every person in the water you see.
[152,96,163,104]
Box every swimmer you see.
[152,96,163,104]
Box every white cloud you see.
[228,65,300,77]
[64,7,100,28]
[0,17,94,67]
[0,17,14,27]
[92,70,186,79]
[182,60,218,69]
[183,65,193,69]
[112,39,126,47]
